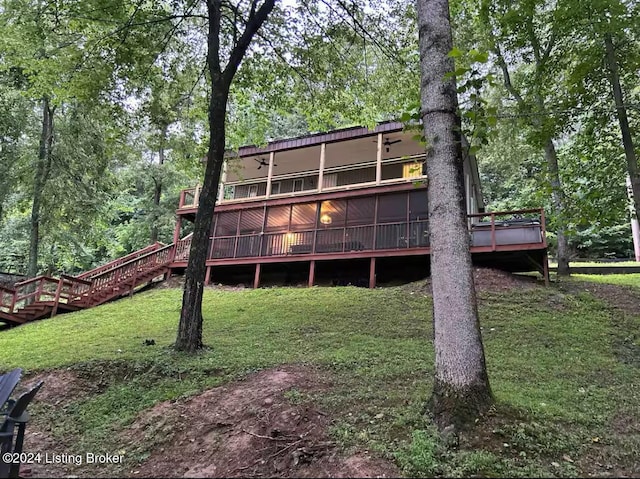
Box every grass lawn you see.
[0,278,638,477]
[572,273,640,288]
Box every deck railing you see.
[78,243,165,279]
[178,155,427,209]
[166,208,546,263]
[468,208,546,250]
[1,242,177,321]
[0,275,93,316]
[86,244,174,302]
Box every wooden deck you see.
[170,205,548,288]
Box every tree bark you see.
[27,97,54,278]
[416,0,492,430]
[604,32,640,225]
[175,88,227,352]
[175,0,275,352]
[544,139,570,275]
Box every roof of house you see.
[230,120,405,158]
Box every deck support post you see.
[369,257,376,289]
[205,266,212,286]
[543,250,550,287]
[173,216,182,244]
[253,263,261,289]
[308,260,316,287]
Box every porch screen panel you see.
[318,200,346,228]
[409,190,428,221]
[215,211,239,237]
[346,197,375,226]
[265,205,290,232]
[409,190,429,247]
[377,193,407,223]
[376,192,407,250]
[290,203,317,231]
[239,208,264,235]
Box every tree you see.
[473,0,573,275]
[176,0,276,352]
[416,0,492,429]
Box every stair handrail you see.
[11,276,61,313]
[87,243,175,281]
[78,242,165,279]
[0,284,17,314]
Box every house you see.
[171,121,548,288]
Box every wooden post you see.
[308,260,316,287]
[266,152,275,198]
[543,250,550,287]
[376,133,383,185]
[205,266,212,285]
[194,184,202,207]
[173,216,182,245]
[369,257,376,289]
[50,279,64,318]
[218,160,228,203]
[253,263,261,289]
[318,143,326,191]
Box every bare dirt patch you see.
[422,267,540,294]
[124,365,399,478]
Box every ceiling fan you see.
[254,158,276,169]
[373,137,402,152]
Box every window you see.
[322,173,337,188]
[293,179,304,192]
[248,184,258,197]
[271,181,281,195]
[223,185,235,200]
[403,162,423,179]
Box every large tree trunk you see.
[416,0,492,430]
[175,0,275,353]
[150,125,167,244]
[175,86,228,352]
[604,33,640,225]
[27,97,54,278]
[544,139,570,275]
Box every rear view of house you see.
[172,121,548,287]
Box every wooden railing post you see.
[490,213,496,251]
[50,279,64,318]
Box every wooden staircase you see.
[0,239,191,327]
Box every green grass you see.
[549,260,640,267]
[572,273,640,288]
[1,282,639,477]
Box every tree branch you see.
[222,0,275,85]
[494,44,525,106]
[208,0,223,76]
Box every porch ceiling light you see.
[320,213,332,225]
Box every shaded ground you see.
[421,267,540,293]
[125,366,399,478]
